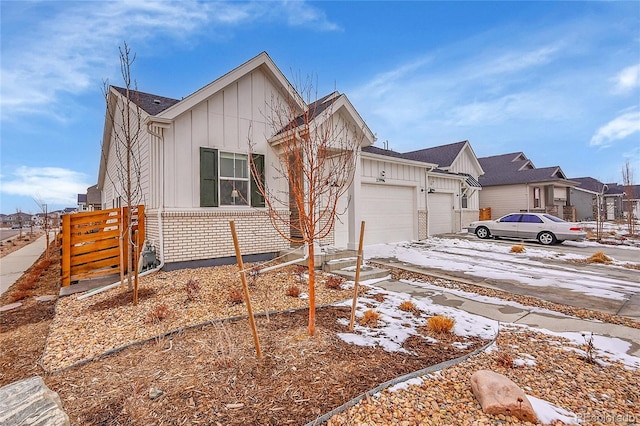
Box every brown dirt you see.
[0,246,486,426]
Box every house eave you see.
[362,151,437,169]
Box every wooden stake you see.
[133,230,139,306]
[119,207,125,289]
[349,221,366,331]
[229,220,263,358]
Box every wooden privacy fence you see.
[479,207,491,220]
[61,206,145,287]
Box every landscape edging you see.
[39,302,343,374]
[304,337,497,426]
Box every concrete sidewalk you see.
[0,235,48,296]
[373,277,640,358]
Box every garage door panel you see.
[429,193,453,235]
[362,184,415,245]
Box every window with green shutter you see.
[200,148,265,208]
[251,153,265,207]
[200,147,218,207]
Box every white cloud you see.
[611,64,640,94]
[471,44,560,80]
[0,1,337,121]
[590,109,640,147]
[1,166,91,206]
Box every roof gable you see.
[156,51,304,120]
[271,91,376,148]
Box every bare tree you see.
[102,42,144,292]
[250,78,365,335]
[622,160,635,235]
[33,196,51,260]
[15,208,23,239]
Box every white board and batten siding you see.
[164,69,283,209]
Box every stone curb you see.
[303,337,496,426]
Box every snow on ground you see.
[334,235,640,424]
[364,237,640,301]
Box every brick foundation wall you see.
[160,210,290,263]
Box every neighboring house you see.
[99,52,377,269]
[569,177,624,221]
[87,184,102,211]
[77,193,88,212]
[478,152,579,220]
[77,185,103,212]
[613,183,640,220]
[4,212,33,228]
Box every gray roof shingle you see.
[477,152,574,186]
[571,177,608,193]
[403,140,467,167]
[112,86,180,115]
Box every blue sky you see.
[1,1,639,214]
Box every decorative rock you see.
[148,388,163,400]
[470,370,538,423]
[0,376,70,425]
[0,302,22,312]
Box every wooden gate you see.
[61,205,145,287]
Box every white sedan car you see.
[466,212,587,245]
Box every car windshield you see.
[543,214,566,223]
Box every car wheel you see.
[537,231,556,245]
[475,226,491,239]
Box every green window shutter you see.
[251,153,265,208]
[200,147,218,207]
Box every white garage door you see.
[428,193,453,235]
[361,184,415,245]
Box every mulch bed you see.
[44,306,486,425]
[1,245,488,425]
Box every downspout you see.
[526,183,530,212]
[78,122,166,300]
[424,166,434,238]
[459,180,463,233]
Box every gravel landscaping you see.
[2,242,639,425]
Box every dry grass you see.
[145,303,173,324]
[398,300,419,314]
[587,251,613,264]
[427,315,455,334]
[359,309,380,327]
[495,350,514,368]
[286,285,301,297]
[510,244,526,253]
[184,279,200,302]
[324,275,345,290]
[228,288,244,304]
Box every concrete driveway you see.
[366,236,640,322]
